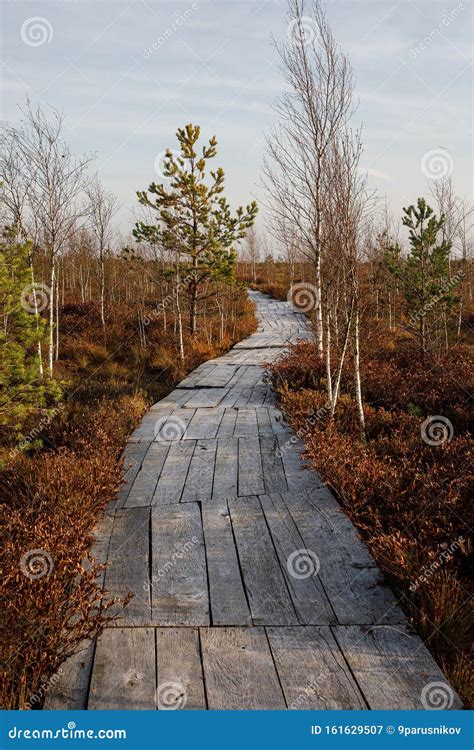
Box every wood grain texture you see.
[333,625,464,709]
[156,628,206,709]
[103,507,150,625]
[200,627,286,709]
[88,628,156,709]
[202,498,252,625]
[267,626,366,709]
[228,497,298,626]
[151,504,209,626]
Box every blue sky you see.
[1,0,472,238]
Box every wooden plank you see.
[200,627,286,709]
[88,628,156,709]
[44,641,95,709]
[276,435,318,491]
[212,437,238,497]
[282,491,405,624]
[246,385,268,407]
[267,626,366,709]
[333,625,463,709]
[181,439,217,503]
[202,498,252,625]
[260,436,289,493]
[156,628,206,709]
[238,436,265,496]
[104,507,150,625]
[151,503,209,625]
[129,409,179,442]
[215,408,238,437]
[152,440,196,505]
[182,387,229,408]
[124,442,170,508]
[259,493,334,624]
[232,387,253,407]
[228,497,298,625]
[196,365,234,387]
[114,442,150,509]
[153,408,195,441]
[255,407,273,435]
[184,408,223,440]
[233,408,258,437]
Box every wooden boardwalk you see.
[47,290,461,710]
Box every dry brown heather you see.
[0,280,256,709]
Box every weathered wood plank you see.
[228,497,298,625]
[104,507,150,625]
[215,408,238,437]
[152,440,196,505]
[44,641,95,709]
[184,408,223,440]
[233,408,258,437]
[259,493,334,624]
[151,503,209,625]
[276,435,318,491]
[180,439,217,503]
[238,436,265,496]
[212,437,238,497]
[124,442,170,508]
[88,628,156,709]
[282,491,405,624]
[114,442,150,509]
[182,387,229,409]
[333,625,464,709]
[156,628,206,709]
[260,436,289,493]
[202,498,252,625]
[267,626,366,709]
[200,627,286,709]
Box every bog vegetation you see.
[0,111,256,708]
[1,0,472,711]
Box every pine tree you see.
[0,229,60,448]
[385,198,456,356]
[134,124,258,335]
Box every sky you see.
[1,0,473,241]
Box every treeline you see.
[1,108,257,451]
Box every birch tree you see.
[263,0,355,356]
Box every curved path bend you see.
[48,290,461,710]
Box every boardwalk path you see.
[49,290,461,710]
